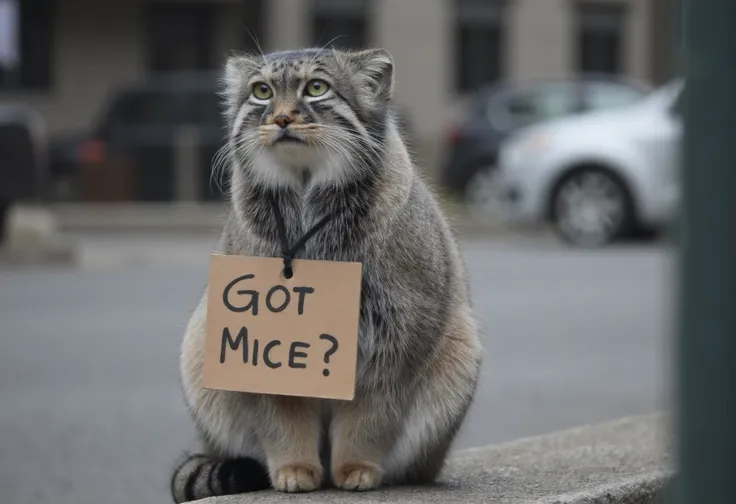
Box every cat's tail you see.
[170,453,271,503]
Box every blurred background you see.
[1,1,685,504]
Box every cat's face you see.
[222,47,394,186]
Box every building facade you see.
[0,0,673,178]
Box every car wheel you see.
[551,168,633,247]
[464,165,500,222]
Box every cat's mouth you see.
[272,130,307,146]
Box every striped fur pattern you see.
[171,454,270,503]
[173,47,483,502]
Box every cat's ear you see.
[345,48,394,102]
[220,53,261,126]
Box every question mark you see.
[319,334,338,377]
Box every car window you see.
[504,84,577,124]
[185,91,225,129]
[584,83,645,111]
[108,91,181,127]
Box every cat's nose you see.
[274,114,293,129]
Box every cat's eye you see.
[252,82,273,100]
[305,79,329,97]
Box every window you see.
[241,0,267,54]
[575,2,627,75]
[311,0,368,50]
[455,0,506,93]
[0,0,54,90]
[146,2,215,73]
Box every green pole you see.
[675,0,736,503]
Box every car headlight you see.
[502,131,550,168]
[519,131,550,153]
[507,131,549,156]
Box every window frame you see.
[573,0,629,76]
[453,0,507,94]
[310,0,369,50]
[145,1,216,73]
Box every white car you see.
[495,80,683,247]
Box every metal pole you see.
[674,0,736,503]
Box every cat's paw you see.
[272,463,323,493]
[333,462,382,491]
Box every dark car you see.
[440,74,651,215]
[0,105,47,240]
[49,72,227,202]
[49,74,415,203]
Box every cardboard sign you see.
[203,254,362,400]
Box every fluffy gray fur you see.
[172,47,483,503]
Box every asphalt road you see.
[0,234,675,504]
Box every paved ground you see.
[0,233,675,504]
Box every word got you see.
[220,274,340,377]
[203,255,362,400]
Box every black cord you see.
[268,194,335,279]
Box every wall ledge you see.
[189,412,672,504]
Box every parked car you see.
[49,72,228,202]
[495,80,684,247]
[440,75,651,218]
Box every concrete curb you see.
[42,202,549,238]
[187,413,672,504]
[532,472,670,504]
